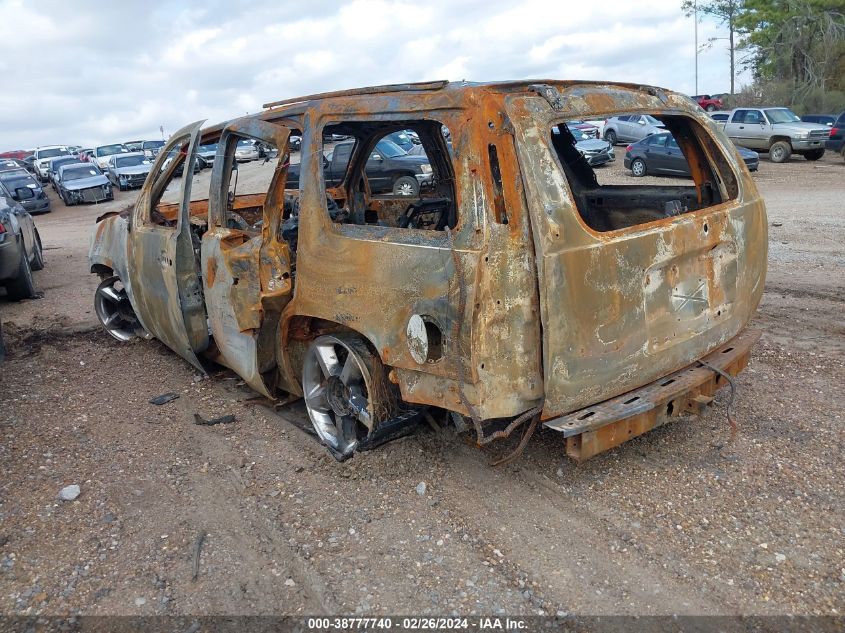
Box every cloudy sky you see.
[0,0,746,151]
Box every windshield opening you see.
[765,109,801,124]
[97,144,126,157]
[115,155,147,168]
[39,148,68,159]
[374,139,407,158]
[64,167,100,181]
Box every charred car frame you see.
[89,80,767,461]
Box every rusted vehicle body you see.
[88,80,767,461]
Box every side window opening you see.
[216,133,287,234]
[551,115,738,233]
[311,119,457,232]
[149,137,190,227]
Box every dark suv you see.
[0,180,44,300]
[826,111,845,157]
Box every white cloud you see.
[0,0,748,150]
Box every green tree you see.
[682,0,743,94]
[738,1,845,94]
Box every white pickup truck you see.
[721,107,829,162]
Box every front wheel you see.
[302,334,393,459]
[769,141,792,163]
[605,129,618,145]
[803,149,825,161]
[94,276,142,341]
[392,175,419,197]
[705,104,716,112]
[630,158,647,177]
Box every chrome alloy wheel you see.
[302,335,376,458]
[94,276,141,342]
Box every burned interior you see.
[551,114,740,232]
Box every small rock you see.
[284,578,296,587]
[415,481,427,496]
[134,597,147,606]
[58,485,80,501]
[775,553,786,563]
[556,468,564,478]
[772,222,783,227]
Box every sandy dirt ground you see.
[0,148,843,618]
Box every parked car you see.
[800,114,836,127]
[89,80,767,463]
[289,136,302,151]
[234,138,260,162]
[0,168,51,214]
[722,107,829,162]
[142,140,166,158]
[124,140,144,152]
[106,152,152,190]
[567,120,601,139]
[92,143,129,171]
[603,114,665,145]
[197,143,218,169]
[826,111,845,158]
[708,110,732,126]
[32,145,71,183]
[691,95,723,111]
[49,156,83,190]
[557,126,615,166]
[287,138,433,196]
[0,180,44,300]
[56,163,113,205]
[624,132,758,177]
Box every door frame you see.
[127,120,208,371]
[201,117,293,397]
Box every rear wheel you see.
[5,246,37,300]
[302,334,393,459]
[630,158,647,177]
[94,276,141,341]
[30,230,44,271]
[769,141,792,163]
[705,104,716,112]
[803,149,825,161]
[605,129,618,145]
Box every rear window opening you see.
[550,115,738,232]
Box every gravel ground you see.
[0,149,843,617]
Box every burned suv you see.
[88,80,767,462]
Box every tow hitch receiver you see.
[544,328,762,462]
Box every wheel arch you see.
[769,135,792,148]
[279,315,385,398]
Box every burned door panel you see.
[202,119,293,397]
[127,120,208,372]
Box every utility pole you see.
[694,0,699,94]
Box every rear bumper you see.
[544,328,761,461]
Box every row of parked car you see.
[0,135,282,211]
[598,104,845,178]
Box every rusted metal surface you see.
[88,80,767,460]
[547,328,761,461]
